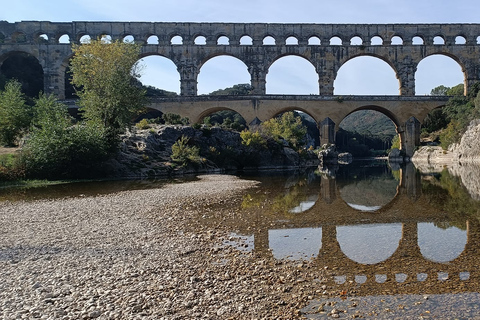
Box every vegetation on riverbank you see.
[422,83,480,149]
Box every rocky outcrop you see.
[104,125,319,178]
[412,119,480,171]
[317,144,352,165]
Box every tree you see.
[0,80,32,146]
[262,112,307,149]
[69,39,146,146]
[430,85,450,96]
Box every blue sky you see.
[2,0,477,95]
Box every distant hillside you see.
[340,110,397,138]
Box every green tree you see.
[430,85,450,96]
[69,39,146,147]
[0,80,31,146]
[262,112,307,148]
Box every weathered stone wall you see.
[1,21,480,98]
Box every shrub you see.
[240,130,267,148]
[135,118,150,129]
[171,135,203,166]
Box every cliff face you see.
[451,119,480,162]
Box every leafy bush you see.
[21,94,109,179]
[162,113,189,125]
[240,130,267,148]
[261,112,307,148]
[135,118,150,129]
[170,135,203,166]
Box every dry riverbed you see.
[0,175,327,319]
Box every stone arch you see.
[350,36,363,45]
[391,35,403,45]
[196,107,249,127]
[79,34,92,43]
[137,53,181,95]
[286,36,298,45]
[170,35,183,45]
[308,36,321,45]
[123,34,134,43]
[412,35,424,45]
[0,51,44,98]
[338,105,401,132]
[263,35,276,45]
[36,33,49,44]
[334,54,400,95]
[58,34,71,44]
[371,36,383,45]
[217,35,229,45]
[194,35,206,45]
[265,54,319,94]
[455,35,467,45]
[415,53,466,96]
[240,35,253,45]
[147,35,159,44]
[433,35,445,45]
[100,34,113,43]
[329,36,342,45]
[197,54,250,95]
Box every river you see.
[1,161,480,318]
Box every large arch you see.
[0,51,44,97]
[266,55,319,94]
[334,55,400,95]
[138,54,181,95]
[418,222,467,263]
[197,55,250,95]
[415,54,465,95]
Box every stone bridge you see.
[1,21,480,154]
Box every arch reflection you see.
[268,227,322,260]
[418,222,467,263]
[336,224,402,264]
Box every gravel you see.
[0,175,325,319]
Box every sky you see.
[2,0,478,95]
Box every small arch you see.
[123,35,134,43]
[240,35,253,45]
[308,36,321,45]
[12,32,27,43]
[58,34,70,44]
[455,35,466,45]
[79,35,91,44]
[194,35,206,45]
[371,36,383,45]
[171,35,183,45]
[433,36,445,45]
[477,36,480,44]
[412,36,424,45]
[37,33,49,44]
[100,34,112,43]
[330,36,342,45]
[263,36,275,45]
[217,36,229,45]
[286,36,298,45]
[391,36,403,45]
[350,36,363,45]
[147,35,159,44]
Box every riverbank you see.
[0,175,326,319]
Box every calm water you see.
[2,161,480,318]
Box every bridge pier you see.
[319,117,335,146]
[403,116,421,158]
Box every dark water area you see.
[2,161,480,317]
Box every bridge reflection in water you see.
[211,162,480,298]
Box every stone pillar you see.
[464,63,480,96]
[319,117,335,146]
[400,162,422,201]
[316,61,335,95]
[248,64,267,95]
[396,61,417,96]
[177,63,198,96]
[403,116,421,157]
[321,175,336,204]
